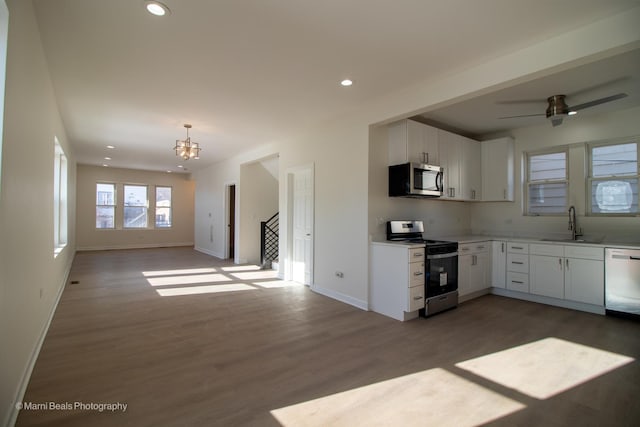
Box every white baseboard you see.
[491,287,606,315]
[6,251,75,427]
[311,284,369,311]
[194,246,224,259]
[77,242,194,251]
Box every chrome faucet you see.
[568,206,582,240]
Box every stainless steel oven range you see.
[386,220,458,317]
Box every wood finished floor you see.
[16,247,640,427]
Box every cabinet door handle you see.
[413,296,423,301]
[501,242,505,253]
[414,271,423,276]
[512,261,523,265]
[566,258,569,269]
[512,246,523,250]
[471,189,476,200]
[559,258,562,269]
[512,280,524,284]
[413,252,423,257]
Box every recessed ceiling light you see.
[340,79,353,87]
[106,145,115,149]
[102,164,109,167]
[568,111,577,116]
[145,1,170,16]
[177,165,184,168]
[104,157,111,160]
[167,170,172,173]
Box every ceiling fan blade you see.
[496,99,546,105]
[498,113,546,119]
[570,93,628,111]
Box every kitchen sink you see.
[539,238,603,244]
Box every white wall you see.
[75,165,195,250]
[238,158,279,265]
[471,106,640,242]
[193,144,277,259]
[0,0,76,424]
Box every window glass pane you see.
[528,182,567,214]
[156,186,172,228]
[529,152,566,181]
[592,143,637,177]
[97,183,115,205]
[124,185,147,228]
[96,206,115,228]
[591,178,638,213]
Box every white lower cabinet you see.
[458,242,489,298]
[529,243,604,305]
[506,243,529,292]
[370,243,425,321]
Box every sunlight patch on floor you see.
[146,273,232,287]
[455,337,635,400]
[253,280,300,289]
[270,368,525,427]
[156,283,255,296]
[221,265,261,272]
[142,267,218,277]
[230,270,279,281]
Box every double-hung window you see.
[96,183,116,229]
[123,184,148,228]
[588,141,638,215]
[54,138,68,254]
[155,186,172,228]
[526,149,568,215]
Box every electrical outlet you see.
[335,271,344,278]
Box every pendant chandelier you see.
[174,124,201,160]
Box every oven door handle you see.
[427,252,458,260]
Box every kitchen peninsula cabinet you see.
[370,242,426,321]
[388,119,439,166]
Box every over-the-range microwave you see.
[388,162,444,198]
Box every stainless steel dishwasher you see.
[605,248,640,317]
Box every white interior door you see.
[292,167,313,285]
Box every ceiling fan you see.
[498,92,628,127]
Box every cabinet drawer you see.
[409,261,425,287]
[506,272,529,293]
[407,285,425,312]
[459,242,489,255]
[507,242,529,254]
[564,245,604,261]
[530,243,563,257]
[409,248,425,262]
[507,253,529,273]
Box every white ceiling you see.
[32,0,640,173]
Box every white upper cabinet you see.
[462,136,482,201]
[481,137,515,201]
[438,129,462,200]
[388,119,439,166]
